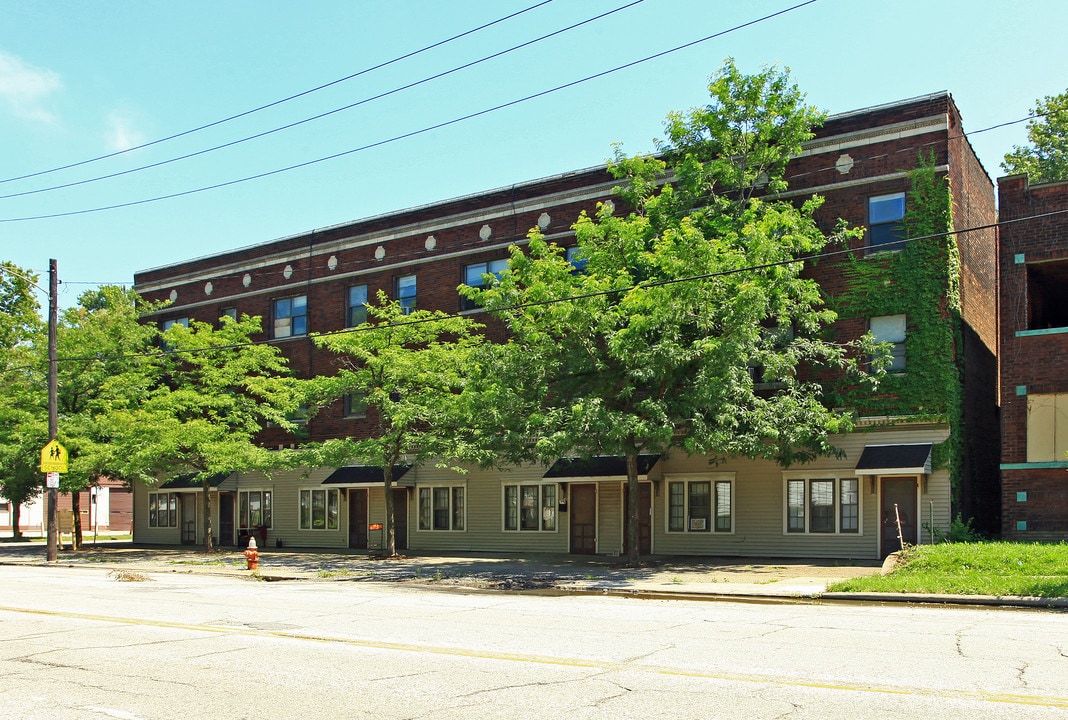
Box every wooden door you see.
[180,494,197,545]
[881,477,918,557]
[349,489,368,549]
[623,482,652,556]
[570,484,597,555]
[218,493,235,546]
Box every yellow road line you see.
[3,604,1067,709]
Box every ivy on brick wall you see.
[832,152,964,496]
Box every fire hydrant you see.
[244,537,259,570]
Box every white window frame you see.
[148,492,178,528]
[299,487,340,531]
[502,482,559,532]
[343,392,367,419]
[417,484,466,531]
[870,314,907,372]
[238,489,273,529]
[664,474,735,534]
[781,474,862,535]
[161,317,189,331]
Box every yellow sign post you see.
[40,440,69,474]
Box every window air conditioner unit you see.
[689,518,707,531]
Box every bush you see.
[926,513,982,543]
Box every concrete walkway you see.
[1,541,1064,609]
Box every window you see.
[1026,260,1068,330]
[1026,393,1068,462]
[396,275,416,315]
[461,259,507,310]
[870,315,906,371]
[666,477,733,533]
[161,317,189,331]
[239,490,272,528]
[344,392,367,418]
[273,296,307,338]
[148,492,178,528]
[868,192,906,251]
[418,486,465,531]
[503,483,556,531]
[220,308,237,322]
[299,488,339,530]
[347,284,368,327]
[785,477,860,534]
[566,246,588,273]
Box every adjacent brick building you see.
[998,175,1068,541]
[132,92,999,559]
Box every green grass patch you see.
[828,542,1068,597]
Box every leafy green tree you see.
[0,262,45,539]
[54,286,160,548]
[303,294,489,558]
[1002,89,1068,183]
[99,314,298,551]
[465,60,868,565]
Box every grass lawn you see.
[828,542,1068,597]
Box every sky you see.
[1,0,1065,308]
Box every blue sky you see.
[1,0,1065,306]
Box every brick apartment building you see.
[997,174,1068,541]
[131,91,999,559]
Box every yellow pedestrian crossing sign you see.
[40,440,68,473]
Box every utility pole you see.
[46,259,58,563]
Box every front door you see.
[393,488,408,551]
[623,482,652,556]
[349,489,368,549]
[570,484,597,555]
[180,494,197,545]
[218,493,235,546]
[881,477,918,557]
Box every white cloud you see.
[104,111,146,151]
[0,50,62,123]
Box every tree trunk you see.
[71,490,83,550]
[383,466,395,558]
[625,450,640,567]
[11,502,22,540]
[202,478,214,552]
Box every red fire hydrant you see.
[244,537,259,570]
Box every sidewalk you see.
[1,541,1064,609]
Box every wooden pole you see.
[46,259,58,563]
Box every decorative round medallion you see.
[375,246,386,261]
[283,264,293,279]
[242,273,252,288]
[479,224,492,240]
[537,212,550,230]
[327,255,338,271]
[168,290,178,302]
[425,235,437,251]
[204,282,213,296]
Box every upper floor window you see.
[343,392,367,419]
[870,314,906,372]
[396,275,416,315]
[461,259,507,310]
[220,308,238,323]
[161,317,189,331]
[1026,260,1068,330]
[1026,393,1068,463]
[273,295,307,338]
[567,246,588,273]
[347,285,368,327]
[868,192,906,252]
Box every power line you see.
[0,0,556,187]
[44,107,1044,289]
[0,1,644,201]
[0,0,820,224]
[42,205,1068,367]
